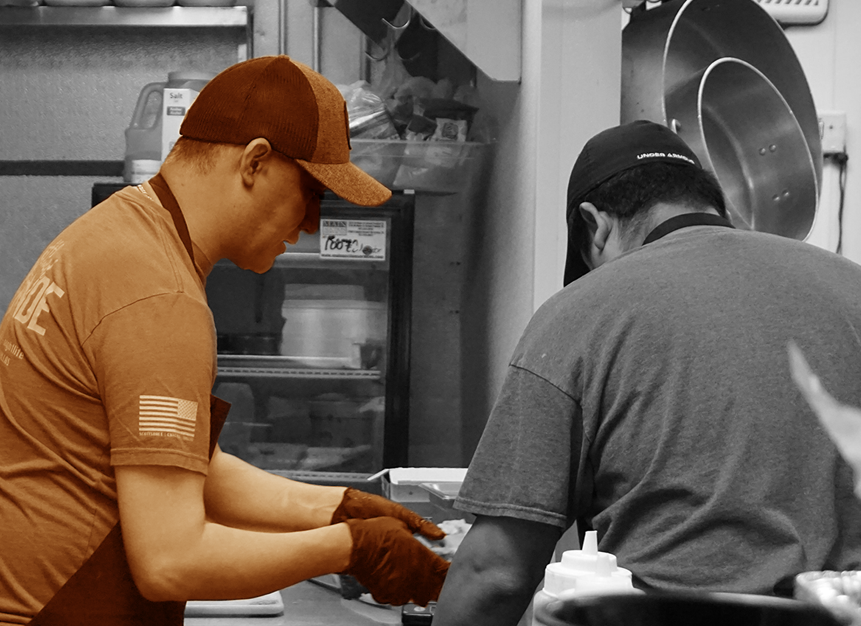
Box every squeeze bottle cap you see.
[542,531,635,598]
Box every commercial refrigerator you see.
[92,184,414,483]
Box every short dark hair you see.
[569,162,728,261]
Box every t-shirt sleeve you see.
[455,364,581,528]
[84,293,215,474]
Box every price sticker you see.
[319,219,387,261]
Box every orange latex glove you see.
[341,516,450,607]
[331,488,445,541]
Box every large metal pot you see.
[622,0,822,240]
[666,58,817,239]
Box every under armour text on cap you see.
[179,55,392,207]
[563,120,703,286]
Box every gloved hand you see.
[331,487,445,541]
[341,516,450,607]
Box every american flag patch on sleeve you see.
[138,395,198,439]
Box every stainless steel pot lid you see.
[665,57,817,239]
[622,0,822,241]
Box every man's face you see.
[233,153,325,274]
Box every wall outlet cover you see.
[819,110,847,154]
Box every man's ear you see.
[578,202,612,252]
[238,138,275,187]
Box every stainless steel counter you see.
[184,581,401,626]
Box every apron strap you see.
[209,395,231,457]
[148,173,196,266]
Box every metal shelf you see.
[0,5,248,27]
[273,251,388,272]
[216,355,382,380]
[217,366,381,380]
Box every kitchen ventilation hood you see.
[331,0,521,82]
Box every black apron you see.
[29,174,230,625]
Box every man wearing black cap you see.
[0,56,447,625]
[433,120,861,626]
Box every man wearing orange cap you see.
[0,56,448,625]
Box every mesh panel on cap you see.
[182,56,390,207]
[293,61,350,165]
[180,56,319,160]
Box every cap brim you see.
[296,159,392,207]
[563,234,590,287]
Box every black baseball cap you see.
[563,120,703,286]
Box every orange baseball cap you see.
[180,55,392,207]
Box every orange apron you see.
[29,175,228,625]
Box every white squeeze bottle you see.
[531,530,641,626]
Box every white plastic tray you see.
[184,591,284,616]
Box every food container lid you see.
[367,467,467,484]
[419,481,462,510]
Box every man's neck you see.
[159,165,226,277]
[647,202,721,227]
[617,203,723,255]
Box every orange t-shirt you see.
[0,185,216,624]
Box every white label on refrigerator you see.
[319,219,387,261]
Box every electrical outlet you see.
[819,111,847,154]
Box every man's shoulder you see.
[71,187,171,252]
[46,189,205,323]
[63,189,192,283]
[720,228,861,280]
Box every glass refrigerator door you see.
[205,193,414,477]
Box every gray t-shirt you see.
[456,225,861,593]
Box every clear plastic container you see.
[280,298,386,369]
[795,571,861,625]
[349,139,488,194]
[349,139,406,188]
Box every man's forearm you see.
[203,447,346,532]
[432,561,537,626]
[432,515,560,626]
[137,520,353,602]
[118,463,354,602]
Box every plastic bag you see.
[340,81,399,140]
[373,47,412,103]
[338,81,401,186]
[388,75,436,135]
